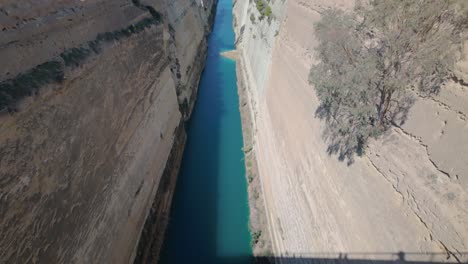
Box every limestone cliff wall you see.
[234,0,468,262]
[233,0,286,103]
[0,0,215,263]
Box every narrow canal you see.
[159,0,252,263]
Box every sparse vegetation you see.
[60,47,92,67]
[248,173,254,183]
[255,0,273,21]
[264,6,272,18]
[309,0,465,163]
[255,0,265,12]
[253,189,260,199]
[0,11,163,113]
[0,61,64,112]
[251,230,262,246]
[250,13,256,24]
[243,145,253,153]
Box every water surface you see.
[160,1,252,263]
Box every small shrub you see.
[255,0,265,11]
[264,6,272,17]
[254,0,273,21]
[243,145,253,153]
[250,13,256,24]
[251,230,262,245]
[248,174,254,183]
[253,189,260,199]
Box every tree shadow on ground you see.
[314,93,416,165]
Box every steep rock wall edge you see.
[0,0,217,263]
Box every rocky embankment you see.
[234,0,468,263]
[0,0,216,263]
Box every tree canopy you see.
[309,0,466,163]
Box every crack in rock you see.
[391,124,452,179]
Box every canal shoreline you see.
[235,56,274,261]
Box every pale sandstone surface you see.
[234,0,468,262]
[0,0,215,263]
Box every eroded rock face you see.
[234,0,468,262]
[0,0,216,263]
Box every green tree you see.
[255,0,265,12]
[309,0,465,163]
[264,6,272,17]
[254,0,273,21]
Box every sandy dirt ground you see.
[221,50,240,60]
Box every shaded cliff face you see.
[0,0,215,263]
[234,0,468,262]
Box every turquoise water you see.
[159,1,252,263]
